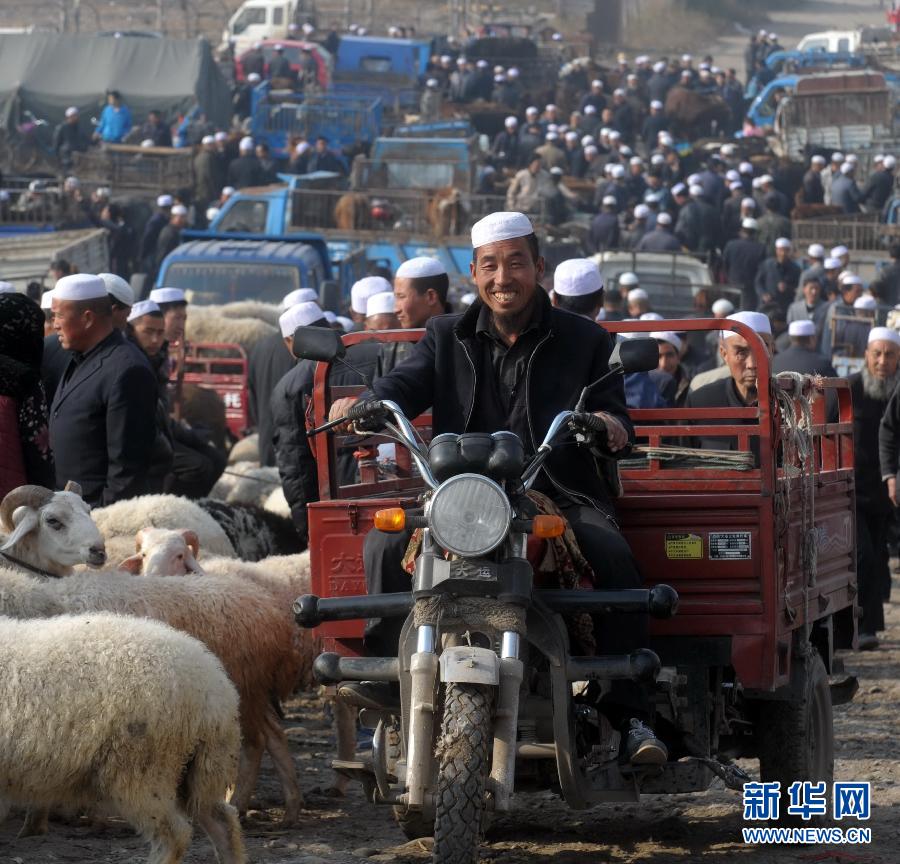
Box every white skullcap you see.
[595,308,606,321]
[831,152,844,162]
[553,259,603,297]
[751,177,763,189]
[476,59,489,68]
[0,281,15,294]
[824,257,842,269]
[239,136,254,151]
[768,32,777,39]
[471,211,534,249]
[336,316,354,332]
[711,298,734,316]
[640,312,663,321]
[215,131,228,142]
[629,155,643,166]
[426,78,439,87]
[846,154,858,164]
[729,181,743,191]
[148,287,186,304]
[273,43,284,50]
[742,217,759,230]
[840,162,855,174]
[853,295,877,310]
[460,292,477,306]
[65,106,79,118]
[206,206,220,222]
[281,287,318,309]
[54,273,107,301]
[613,87,625,97]
[689,184,704,197]
[279,300,324,336]
[721,143,736,156]
[526,105,539,115]
[653,330,682,351]
[201,134,215,145]
[396,256,447,279]
[546,132,559,141]
[295,141,311,155]
[591,79,603,88]
[869,326,900,347]
[565,131,579,142]
[350,276,391,314]
[602,195,618,207]
[140,139,155,148]
[687,173,701,185]
[64,175,80,188]
[620,272,639,287]
[98,273,134,306]
[366,291,395,317]
[495,73,507,82]
[775,237,792,249]
[40,290,54,309]
[547,123,559,133]
[741,197,757,209]
[885,155,897,169]
[157,194,173,207]
[660,133,674,147]
[656,212,672,226]
[608,130,621,141]
[127,300,161,322]
[584,145,598,156]
[650,153,666,165]
[627,288,649,302]
[653,61,666,72]
[634,204,651,219]
[671,183,686,196]
[611,164,626,178]
[807,243,825,258]
[507,67,519,78]
[726,169,740,182]
[811,155,826,165]
[831,245,849,258]
[545,103,557,112]
[723,310,771,339]
[739,161,753,174]
[171,204,188,217]
[504,116,518,127]
[646,99,662,111]
[788,320,816,337]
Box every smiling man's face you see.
[470,237,544,324]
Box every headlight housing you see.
[428,473,512,557]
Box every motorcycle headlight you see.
[428,473,512,558]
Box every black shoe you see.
[621,718,668,767]
[337,681,398,710]
[858,632,879,651]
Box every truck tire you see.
[388,721,434,840]
[756,647,833,824]
[432,683,493,864]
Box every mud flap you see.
[439,646,500,686]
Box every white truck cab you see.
[223,0,298,55]
[795,30,861,53]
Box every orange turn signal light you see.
[533,515,566,539]
[373,508,406,532]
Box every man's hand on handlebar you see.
[328,396,359,432]
[593,412,628,452]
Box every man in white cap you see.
[821,273,864,356]
[821,151,844,205]
[98,272,134,332]
[653,331,691,406]
[350,275,392,326]
[636,211,680,252]
[857,326,900,647]
[683,310,773,456]
[786,273,828,343]
[48,273,157,507]
[52,105,90,170]
[722,218,767,310]
[506,155,554,213]
[863,154,896,213]
[755,237,801,313]
[420,77,442,121]
[227,136,265,189]
[365,291,399,331]
[551,258,605,321]
[802,154,827,205]
[626,287,651,318]
[138,194,173,273]
[332,211,668,767]
[194,134,224,226]
[491,115,521,170]
[674,183,719,254]
[798,243,827,293]
[831,160,862,214]
[153,204,189,275]
[640,99,667,150]
[772,319,837,378]
[590,195,620,253]
[148,287,188,346]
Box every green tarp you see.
[0,32,230,134]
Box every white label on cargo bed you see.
[709,532,752,560]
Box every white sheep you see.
[228,433,260,465]
[43,567,306,824]
[0,565,64,617]
[210,461,281,508]
[0,611,245,863]
[0,483,107,576]
[264,485,290,518]
[186,308,277,350]
[90,494,236,565]
[214,300,282,327]
[129,529,356,796]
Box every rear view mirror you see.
[610,338,660,374]
[291,325,346,362]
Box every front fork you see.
[404,623,524,814]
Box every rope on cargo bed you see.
[774,372,818,648]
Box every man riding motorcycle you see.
[328,211,667,767]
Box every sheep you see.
[214,300,282,328]
[0,565,64,617]
[127,529,356,796]
[186,308,277,351]
[0,483,107,576]
[210,461,281,508]
[197,498,305,560]
[42,568,306,824]
[228,433,260,465]
[90,493,237,565]
[264,485,290,518]
[0,611,245,863]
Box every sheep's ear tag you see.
[64,481,83,496]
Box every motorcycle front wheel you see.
[432,682,493,864]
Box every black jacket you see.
[850,373,893,514]
[248,331,295,467]
[877,377,900,504]
[682,374,760,463]
[771,345,837,378]
[48,329,158,506]
[863,169,894,213]
[369,292,633,513]
[227,154,266,189]
[41,333,70,405]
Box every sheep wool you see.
[0,613,245,863]
[227,433,260,465]
[210,461,280,508]
[0,565,64,617]
[186,308,277,350]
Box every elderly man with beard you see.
[328,212,668,769]
[863,327,900,650]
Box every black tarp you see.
[0,33,231,133]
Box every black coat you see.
[877,377,900,503]
[850,372,892,514]
[863,169,894,213]
[248,331,295,467]
[369,292,633,513]
[227,154,266,189]
[48,329,158,506]
[682,374,760,464]
[771,345,837,378]
[801,169,824,205]
[154,223,182,271]
[41,333,70,405]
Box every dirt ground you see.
[1,569,898,864]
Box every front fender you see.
[439,645,499,686]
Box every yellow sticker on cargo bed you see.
[665,533,703,559]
